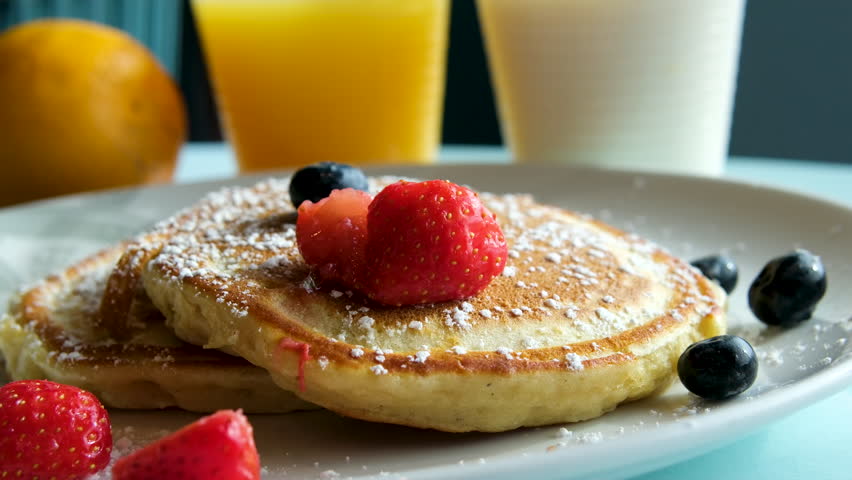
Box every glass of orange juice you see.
[191,0,451,172]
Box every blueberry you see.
[677,335,758,400]
[691,254,738,293]
[288,162,369,208]
[748,249,827,327]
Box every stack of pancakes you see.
[0,176,725,432]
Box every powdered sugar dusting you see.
[565,353,586,371]
[117,176,723,361]
[411,350,431,363]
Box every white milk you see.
[477,0,746,176]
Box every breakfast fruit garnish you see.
[112,409,260,480]
[289,161,370,208]
[691,254,738,293]
[297,187,373,288]
[294,179,508,306]
[0,18,186,207]
[0,380,112,479]
[677,335,758,400]
[365,180,507,305]
[748,249,827,327]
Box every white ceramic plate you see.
[1,165,850,480]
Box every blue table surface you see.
[178,143,852,480]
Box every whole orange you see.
[0,19,187,207]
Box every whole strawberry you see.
[0,380,112,479]
[365,180,507,305]
[112,409,260,480]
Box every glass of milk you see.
[476,0,746,176]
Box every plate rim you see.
[4,162,852,219]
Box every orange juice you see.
[191,0,450,171]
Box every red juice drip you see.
[278,338,311,392]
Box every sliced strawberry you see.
[296,188,372,289]
[0,380,112,479]
[364,180,507,306]
[112,409,259,480]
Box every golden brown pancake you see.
[0,244,315,413]
[134,177,726,432]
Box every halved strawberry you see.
[296,188,372,289]
[364,180,507,305]
[112,409,259,480]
